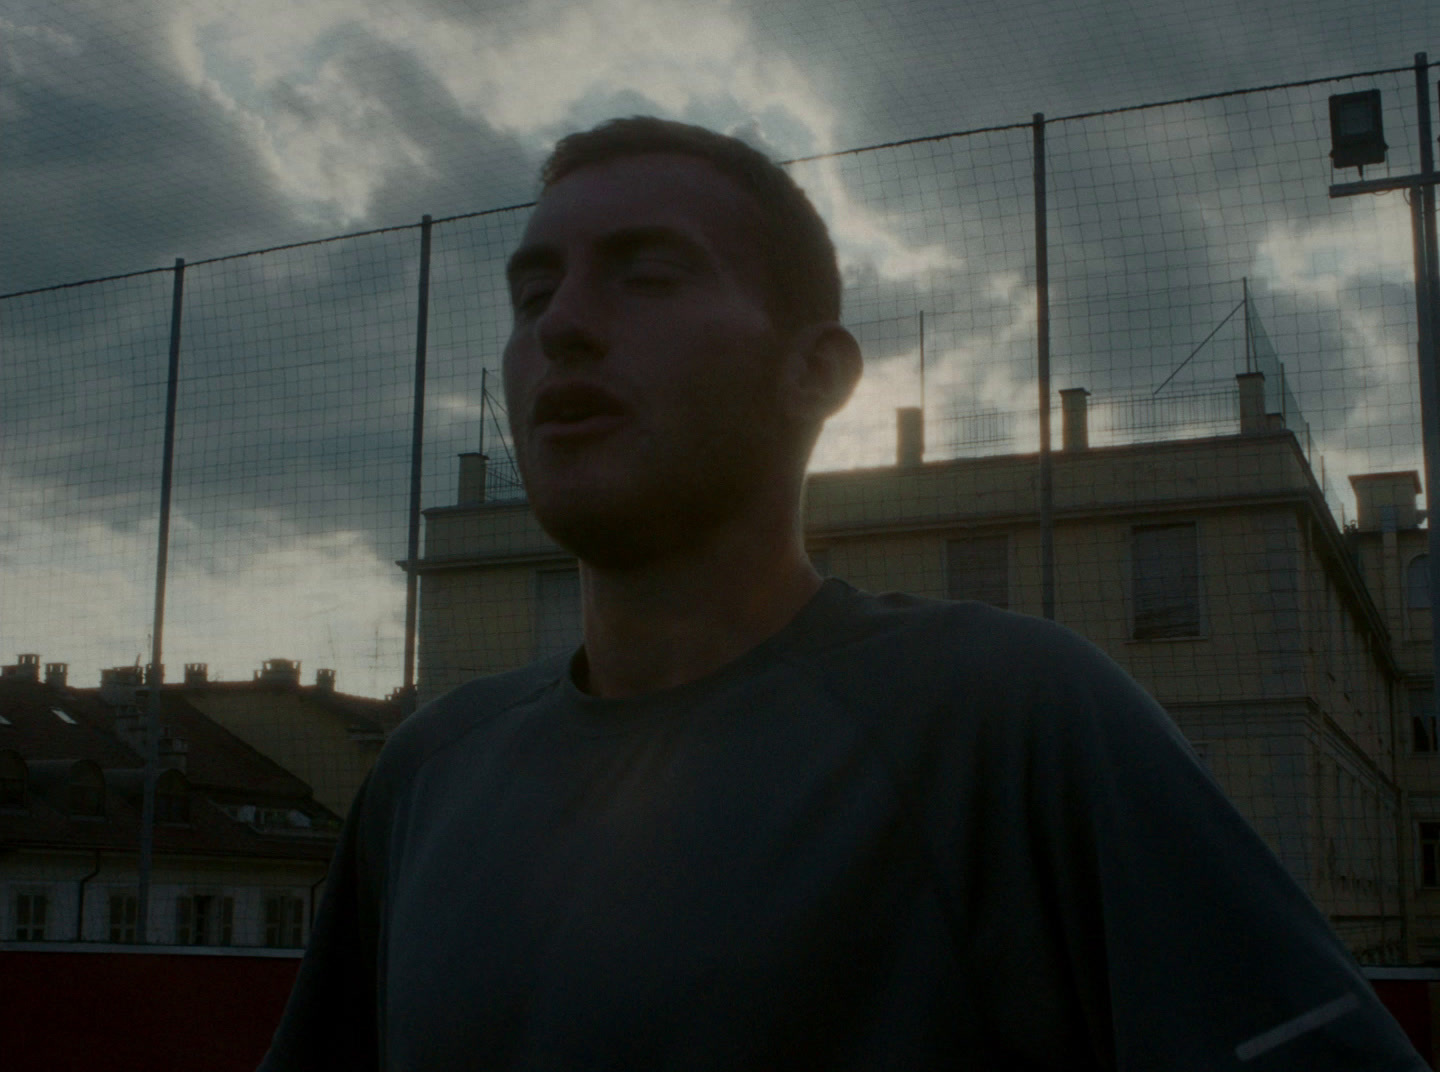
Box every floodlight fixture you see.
[1328,90,1388,171]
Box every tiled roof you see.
[314,689,409,734]
[0,681,141,768]
[169,679,408,735]
[0,676,339,861]
[137,692,315,799]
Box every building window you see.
[0,751,25,811]
[1132,523,1200,639]
[1421,822,1440,888]
[109,892,138,943]
[176,894,234,946]
[14,892,47,940]
[155,769,191,824]
[1409,555,1431,609]
[1412,689,1438,754]
[534,567,582,660]
[264,895,306,948]
[947,535,1009,609]
[1409,555,1432,637]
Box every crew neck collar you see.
[554,577,855,730]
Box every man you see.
[262,118,1425,1069]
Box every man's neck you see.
[577,522,822,700]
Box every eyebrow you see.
[505,226,711,291]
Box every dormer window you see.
[67,761,104,817]
[156,769,191,824]
[0,751,25,810]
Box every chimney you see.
[99,667,145,748]
[100,666,144,689]
[1,654,41,682]
[1060,388,1090,451]
[255,658,301,687]
[389,684,417,714]
[1237,372,1267,434]
[100,667,142,703]
[1349,471,1423,532]
[458,452,489,504]
[44,662,68,689]
[896,407,924,467]
[315,668,336,693]
[184,663,208,686]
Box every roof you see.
[168,679,407,736]
[0,680,141,768]
[0,675,339,861]
[139,691,315,799]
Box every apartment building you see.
[0,657,340,948]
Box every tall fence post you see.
[403,217,434,707]
[1243,277,1253,373]
[1409,55,1440,751]
[1034,113,1055,621]
[137,256,185,942]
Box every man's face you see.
[502,152,796,567]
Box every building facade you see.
[1349,472,1440,961]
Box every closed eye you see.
[512,279,557,316]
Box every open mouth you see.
[533,382,627,432]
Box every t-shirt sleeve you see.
[257,776,381,1071]
[1021,632,1427,1070]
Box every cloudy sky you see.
[2,0,1437,696]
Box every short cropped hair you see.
[540,116,841,335]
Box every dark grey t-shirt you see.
[261,580,1424,1070]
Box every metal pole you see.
[137,257,184,943]
[1034,113,1055,620]
[1409,55,1440,719]
[1423,61,1440,403]
[479,367,488,456]
[403,217,433,704]
[1243,277,1252,374]
[918,309,926,415]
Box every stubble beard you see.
[524,435,783,571]
[520,390,795,571]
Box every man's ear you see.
[783,322,862,424]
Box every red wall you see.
[1,949,300,1072]
[1,950,1434,1069]
[1372,978,1437,1067]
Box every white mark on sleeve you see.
[1235,993,1362,1062]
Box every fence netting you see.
[1,62,1435,967]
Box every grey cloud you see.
[3,0,1438,684]
[306,25,541,223]
[0,2,311,294]
[738,0,1435,149]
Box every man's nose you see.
[536,272,607,364]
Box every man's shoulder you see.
[816,584,1110,684]
[812,583,1171,748]
[371,656,569,788]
